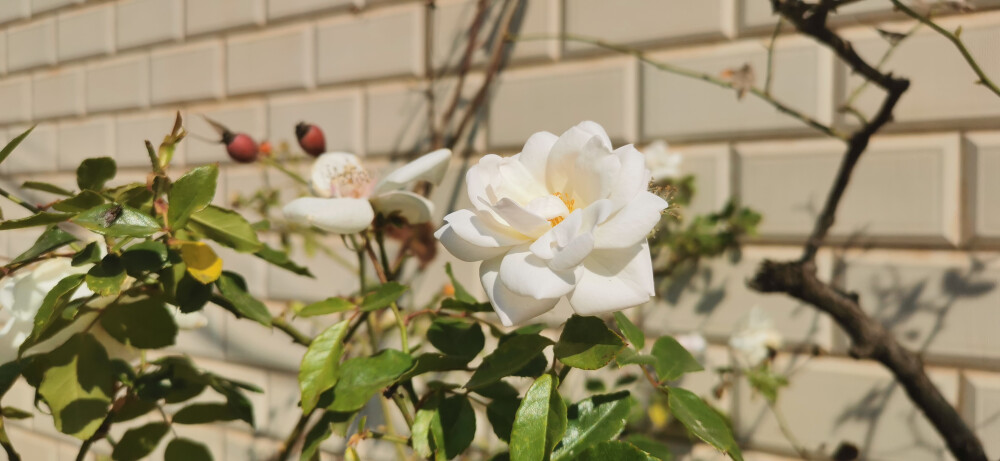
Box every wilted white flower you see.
[729,306,782,368]
[0,258,207,365]
[643,140,683,182]
[435,121,668,326]
[283,149,452,234]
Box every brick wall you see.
[0,0,999,460]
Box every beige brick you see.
[116,111,184,168]
[268,88,363,155]
[671,143,732,215]
[8,18,57,72]
[116,0,183,50]
[365,75,484,156]
[262,371,301,439]
[266,234,359,303]
[433,0,557,69]
[316,5,422,84]
[266,0,351,20]
[186,0,265,36]
[6,228,46,257]
[222,164,271,222]
[961,371,1000,457]
[151,40,224,105]
[32,0,82,13]
[170,425,229,460]
[736,134,962,245]
[192,358,271,429]
[5,123,57,174]
[4,425,60,460]
[86,53,150,113]
[57,3,115,62]
[737,356,958,461]
[0,32,7,75]
[642,37,835,142]
[966,132,1000,244]
[170,300,227,360]
[32,66,85,119]
[740,0,1000,33]
[227,24,313,95]
[845,12,1000,129]
[840,250,1000,368]
[644,246,834,348]
[0,76,32,124]
[0,1,30,25]
[489,58,637,149]
[224,431,281,461]
[564,0,732,53]
[186,100,266,164]
[58,117,115,170]
[225,306,309,373]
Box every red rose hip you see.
[295,122,326,157]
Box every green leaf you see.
[20,274,86,353]
[551,392,632,461]
[0,362,22,399]
[509,374,566,461]
[466,334,553,389]
[1,407,32,419]
[747,367,788,403]
[165,438,213,461]
[412,397,445,460]
[296,297,355,317]
[215,272,272,326]
[667,387,742,461]
[428,317,485,361]
[10,226,76,264]
[72,241,103,266]
[86,254,126,296]
[37,334,113,440]
[651,336,704,382]
[615,348,656,367]
[112,397,157,423]
[112,422,170,461]
[300,412,354,461]
[121,241,169,277]
[440,298,492,313]
[439,394,476,458]
[22,180,73,196]
[255,244,313,277]
[445,262,477,303]
[73,203,161,237]
[554,315,625,370]
[168,165,218,229]
[486,396,520,442]
[614,312,645,350]
[187,205,263,253]
[328,349,413,413]
[577,441,658,461]
[53,190,105,213]
[0,212,73,230]
[0,126,34,165]
[172,403,238,424]
[359,282,408,312]
[299,320,350,413]
[100,298,178,349]
[624,435,673,461]
[400,353,471,381]
[77,157,117,191]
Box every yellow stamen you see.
[547,192,576,227]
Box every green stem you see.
[0,186,41,214]
[273,317,312,346]
[389,302,410,355]
[512,33,848,140]
[261,157,310,187]
[0,419,21,461]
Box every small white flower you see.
[675,332,707,358]
[435,121,668,326]
[643,141,683,182]
[0,258,207,365]
[729,306,782,368]
[283,149,452,234]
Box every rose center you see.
[547,192,575,227]
[326,164,371,198]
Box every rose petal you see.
[481,256,560,327]
[373,148,452,195]
[609,144,651,207]
[568,241,655,315]
[569,136,620,205]
[517,131,558,185]
[442,209,526,249]
[594,191,668,249]
[371,190,434,224]
[283,197,375,234]
[491,198,550,237]
[435,225,509,262]
[499,246,576,300]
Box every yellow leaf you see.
[179,241,222,284]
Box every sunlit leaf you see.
[178,241,223,284]
[509,374,566,461]
[187,206,262,253]
[299,320,350,413]
[73,203,160,238]
[667,387,742,461]
[168,165,218,229]
[100,298,177,349]
[215,271,271,326]
[552,392,631,460]
[651,336,704,382]
[465,334,553,389]
[327,349,413,413]
[164,438,213,461]
[359,282,408,312]
[10,226,75,265]
[554,315,625,370]
[37,334,113,440]
[614,312,645,350]
[86,254,126,296]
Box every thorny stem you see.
[272,317,312,346]
[513,33,848,140]
[889,0,1000,98]
[261,156,310,187]
[0,185,42,214]
[840,22,922,122]
[764,17,784,95]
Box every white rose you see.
[729,306,782,368]
[283,149,452,234]
[0,258,207,364]
[643,140,683,182]
[435,121,668,326]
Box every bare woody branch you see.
[752,2,987,460]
